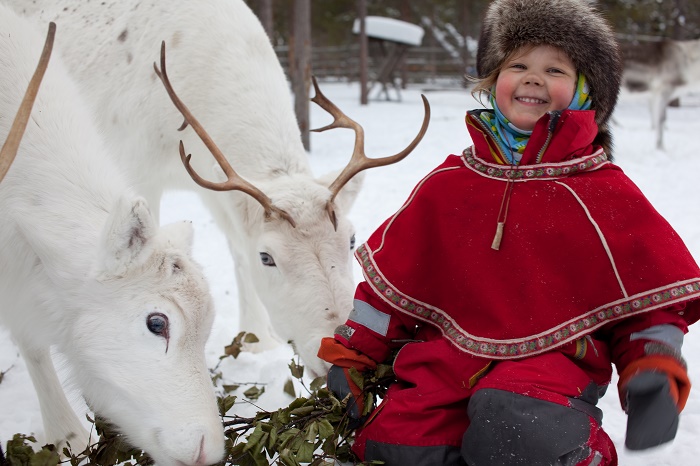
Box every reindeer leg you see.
[651,85,673,150]
[17,343,91,453]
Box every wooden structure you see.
[352,16,424,101]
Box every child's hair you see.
[474,0,622,155]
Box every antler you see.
[153,41,296,228]
[310,76,430,230]
[0,22,56,183]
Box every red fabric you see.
[355,111,700,360]
[330,110,700,463]
[352,338,488,457]
[582,418,618,466]
[470,109,598,165]
[600,303,692,373]
[352,344,616,464]
[334,282,419,364]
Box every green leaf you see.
[304,421,318,443]
[243,425,266,453]
[309,376,326,392]
[283,378,296,398]
[278,449,301,466]
[243,333,260,343]
[295,440,314,463]
[375,363,395,379]
[289,406,315,417]
[316,419,335,441]
[218,394,237,416]
[243,386,265,401]
[222,384,240,393]
[29,447,60,466]
[287,396,308,410]
[288,360,305,379]
[348,367,364,390]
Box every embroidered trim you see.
[356,243,700,359]
[461,147,610,182]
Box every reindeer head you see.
[153,42,429,377]
[64,196,224,465]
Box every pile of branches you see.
[1,332,393,466]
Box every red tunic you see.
[355,109,700,360]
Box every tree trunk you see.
[259,0,274,43]
[292,0,311,150]
[672,0,688,40]
[358,0,369,105]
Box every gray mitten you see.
[624,371,679,450]
[327,365,366,429]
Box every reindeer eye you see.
[350,234,356,250]
[147,313,169,337]
[260,252,276,267]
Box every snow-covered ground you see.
[2,82,700,465]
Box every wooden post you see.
[358,0,369,105]
[399,0,411,89]
[292,0,311,150]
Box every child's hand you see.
[618,353,691,450]
[624,370,679,450]
[327,365,367,428]
[318,337,378,429]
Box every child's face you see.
[495,45,577,131]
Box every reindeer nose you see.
[193,436,207,466]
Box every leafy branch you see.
[2,333,392,466]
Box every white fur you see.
[4,0,362,377]
[0,6,224,465]
[623,38,700,150]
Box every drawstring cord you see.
[492,127,517,250]
[491,168,515,250]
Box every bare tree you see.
[259,0,274,43]
[291,0,311,150]
[358,0,368,105]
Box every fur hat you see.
[477,0,622,154]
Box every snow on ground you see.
[2,82,700,464]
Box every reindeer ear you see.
[99,196,156,276]
[160,220,195,253]
[318,169,364,213]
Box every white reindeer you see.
[4,0,429,376]
[623,38,700,150]
[0,7,224,465]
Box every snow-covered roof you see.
[352,16,424,46]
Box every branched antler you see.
[311,76,430,230]
[153,41,296,227]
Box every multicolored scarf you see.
[479,73,592,165]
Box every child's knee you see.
[462,389,608,466]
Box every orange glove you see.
[618,355,690,411]
[318,337,377,426]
